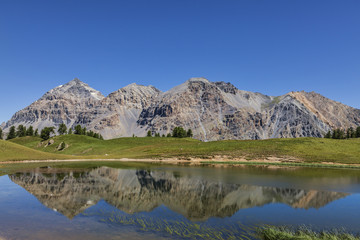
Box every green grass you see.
[0,139,74,162]
[257,225,360,240]
[201,161,360,169]
[4,135,360,164]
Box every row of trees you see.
[5,125,39,140]
[1,124,103,141]
[324,127,360,139]
[146,127,193,138]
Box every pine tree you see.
[58,123,67,135]
[356,127,360,138]
[34,129,39,137]
[162,134,165,137]
[324,130,331,138]
[166,133,172,137]
[0,128,3,140]
[147,130,152,137]
[74,125,82,135]
[346,127,355,139]
[187,129,193,138]
[68,128,73,134]
[16,125,26,137]
[82,127,87,135]
[40,127,55,140]
[7,126,16,140]
[26,126,34,136]
[172,127,187,138]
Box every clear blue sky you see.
[1,0,359,123]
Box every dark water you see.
[1,163,360,239]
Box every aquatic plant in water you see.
[97,211,253,240]
[257,225,360,240]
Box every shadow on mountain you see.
[9,167,349,220]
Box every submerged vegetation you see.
[257,225,360,240]
[81,210,360,240]
[95,211,251,240]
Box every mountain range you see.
[2,77,360,141]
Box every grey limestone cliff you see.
[3,77,360,140]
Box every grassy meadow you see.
[0,134,359,164]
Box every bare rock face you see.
[3,78,104,132]
[3,77,360,140]
[74,83,161,139]
[137,78,353,141]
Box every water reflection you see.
[9,167,349,220]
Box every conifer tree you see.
[346,127,355,139]
[7,126,16,140]
[0,128,3,140]
[26,126,34,136]
[172,127,187,138]
[40,127,55,140]
[16,125,26,137]
[147,130,152,137]
[74,125,82,135]
[324,130,331,138]
[356,127,360,138]
[57,123,67,135]
[187,129,193,138]
[34,129,39,137]
[68,128,73,134]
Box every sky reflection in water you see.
[1,164,360,239]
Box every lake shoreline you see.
[2,157,360,169]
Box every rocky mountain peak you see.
[3,77,360,140]
[187,77,209,83]
[41,78,104,101]
[214,81,237,94]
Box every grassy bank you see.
[201,161,360,169]
[0,139,74,162]
[258,225,360,240]
[2,135,360,164]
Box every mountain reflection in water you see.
[9,167,349,221]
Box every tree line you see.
[146,126,193,138]
[324,127,360,139]
[1,124,103,141]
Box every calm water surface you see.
[1,162,360,239]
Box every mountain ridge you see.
[3,77,360,141]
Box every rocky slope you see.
[3,77,360,140]
[9,167,348,220]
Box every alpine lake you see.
[1,161,360,240]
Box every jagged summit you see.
[3,77,360,140]
[186,77,209,83]
[41,78,104,101]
